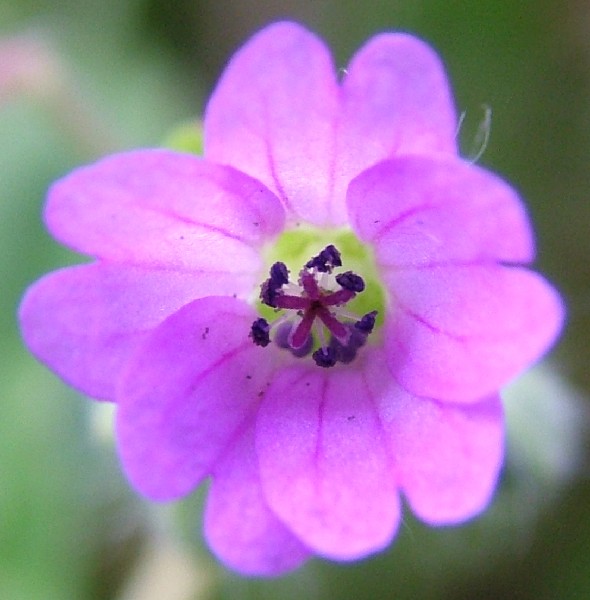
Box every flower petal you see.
[46,149,284,272]
[347,156,534,267]
[330,34,457,224]
[383,265,564,402]
[342,33,457,156]
[394,394,503,524]
[205,421,310,576]
[256,363,400,560]
[206,24,459,227]
[19,263,238,400]
[364,354,503,523]
[116,296,278,501]
[204,22,339,226]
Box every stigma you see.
[249,245,378,368]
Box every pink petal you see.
[342,33,457,157]
[116,296,279,501]
[330,34,457,224]
[347,156,534,267]
[204,22,339,226]
[395,395,503,524]
[383,265,564,402]
[206,24,459,227]
[46,149,284,272]
[19,263,239,400]
[205,421,310,576]
[256,363,400,560]
[365,354,503,523]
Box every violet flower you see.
[19,22,564,575]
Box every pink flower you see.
[19,22,563,575]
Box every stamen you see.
[250,245,378,367]
[335,271,365,293]
[313,346,337,368]
[270,262,289,287]
[355,311,378,334]
[305,244,342,273]
[250,318,271,346]
[330,323,372,364]
[260,261,290,307]
[260,280,280,307]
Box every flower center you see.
[249,228,385,368]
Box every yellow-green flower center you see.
[250,226,386,367]
[260,226,386,324]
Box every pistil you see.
[249,245,378,367]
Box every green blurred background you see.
[2,1,590,598]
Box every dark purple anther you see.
[305,244,342,273]
[335,271,365,293]
[270,262,289,287]
[250,318,271,346]
[330,324,369,364]
[260,262,290,307]
[312,346,337,368]
[355,311,378,334]
[260,280,280,307]
[320,245,342,269]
